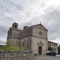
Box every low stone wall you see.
[0,51,32,60]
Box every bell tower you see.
[7,22,20,47]
[12,22,18,29]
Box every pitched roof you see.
[48,41,58,44]
[30,23,48,31]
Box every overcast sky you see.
[0,0,60,45]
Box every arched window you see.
[23,42,24,47]
[15,25,17,28]
[26,41,30,49]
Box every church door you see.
[38,46,42,55]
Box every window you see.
[52,43,53,45]
[39,31,42,36]
[15,25,17,28]
[27,42,29,49]
[23,42,24,47]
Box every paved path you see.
[33,55,60,60]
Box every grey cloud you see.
[0,0,23,14]
[0,20,14,43]
[0,8,60,44]
[44,10,60,40]
[29,8,60,40]
[0,25,8,37]
[0,0,60,44]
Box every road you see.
[33,55,60,60]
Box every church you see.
[7,22,58,55]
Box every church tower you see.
[7,22,20,46]
[7,22,19,39]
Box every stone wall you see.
[0,51,32,60]
[8,39,20,46]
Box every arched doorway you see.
[37,41,43,55]
[38,46,42,55]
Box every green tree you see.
[48,47,53,51]
[58,45,60,54]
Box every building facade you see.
[48,41,58,53]
[7,22,58,55]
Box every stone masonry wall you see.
[0,51,32,60]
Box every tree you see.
[58,45,60,54]
[48,47,53,51]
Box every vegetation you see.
[0,40,27,51]
[58,45,60,54]
[0,41,20,51]
[48,47,53,51]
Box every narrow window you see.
[23,42,24,47]
[15,25,17,28]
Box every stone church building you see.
[7,22,58,55]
